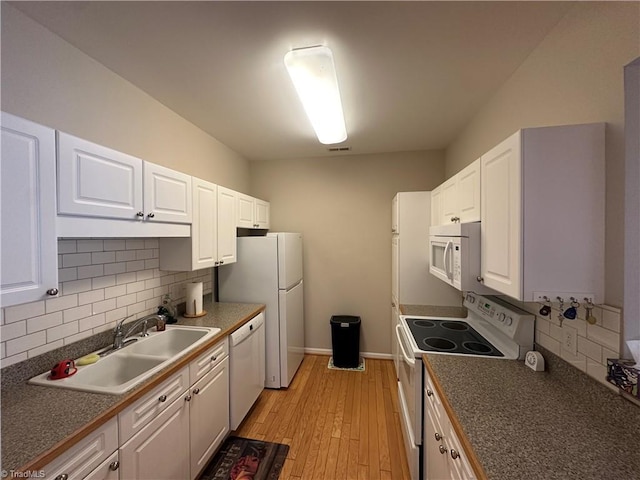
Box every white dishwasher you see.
[229,312,265,430]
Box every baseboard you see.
[304,347,392,360]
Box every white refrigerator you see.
[218,232,304,388]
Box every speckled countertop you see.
[424,348,640,480]
[1,300,264,473]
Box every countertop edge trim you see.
[423,354,488,480]
[16,305,265,473]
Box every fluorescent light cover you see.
[284,46,347,145]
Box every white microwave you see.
[429,223,494,293]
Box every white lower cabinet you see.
[83,451,120,480]
[43,418,118,480]
[423,366,476,480]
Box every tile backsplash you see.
[525,300,622,389]
[0,239,212,368]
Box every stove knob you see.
[466,295,475,304]
[498,313,506,322]
[505,316,513,326]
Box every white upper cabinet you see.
[432,159,481,226]
[143,162,192,224]
[236,192,270,229]
[217,186,237,265]
[480,124,605,302]
[1,112,59,307]
[58,132,144,220]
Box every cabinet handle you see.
[109,461,120,471]
[450,216,460,223]
[476,276,484,283]
[158,395,167,402]
[147,212,155,218]
[47,288,59,296]
[219,260,224,265]
[427,389,433,397]
[435,432,442,441]
[193,388,200,395]
[439,445,448,455]
[136,212,144,217]
[185,394,192,402]
[450,449,460,460]
[211,355,217,362]
[55,475,69,480]
[391,302,396,307]
[214,261,219,266]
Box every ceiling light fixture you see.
[284,45,347,145]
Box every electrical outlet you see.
[563,327,577,356]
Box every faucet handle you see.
[114,314,135,332]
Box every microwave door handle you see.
[395,325,416,367]
[444,241,454,280]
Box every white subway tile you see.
[126,239,145,250]
[28,339,64,358]
[77,264,105,280]
[144,278,162,290]
[116,272,137,285]
[116,293,138,308]
[104,262,126,276]
[126,260,145,272]
[58,255,63,268]
[47,322,79,342]
[4,301,45,323]
[127,301,148,316]
[136,249,153,260]
[106,307,128,323]
[58,240,77,254]
[0,342,5,358]
[64,330,94,345]
[92,275,116,290]
[62,253,92,268]
[137,289,155,302]
[78,289,105,306]
[144,239,159,249]
[145,258,160,269]
[602,346,620,364]
[601,308,621,333]
[1,321,27,341]
[587,324,620,352]
[559,349,587,372]
[46,294,78,313]
[160,274,175,286]
[93,323,115,335]
[92,298,117,315]
[6,331,46,356]
[585,360,612,388]
[116,250,136,262]
[536,331,560,356]
[549,323,563,342]
[59,267,78,283]
[79,313,105,332]
[92,251,116,265]
[0,309,4,325]
[105,284,127,300]
[62,279,93,295]
[126,281,146,294]
[27,312,63,333]
[77,239,104,253]
[577,336,603,363]
[174,273,188,283]
[152,249,159,259]
[2,352,28,368]
[153,286,169,297]
[136,270,154,282]
[104,239,126,251]
[64,305,92,323]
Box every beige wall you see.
[250,151,447,355]
[0,4,250,192]
[444,2,640,308]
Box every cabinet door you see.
[190,357,230,479]
[446,422,477,480]
[457,159,481,223]
[236,192,255,228]
[440,176,458,225]
[1,113,58,307]
[217,186,237,265]
[254,198,270,229]
[58,132,144,220]
[120,394,190,480]
[143,162,192,224]
[424,389,451,480]
[391,236,399,303]
[84,451,120,480]
[191,178,217,269]
[430,187,442,227]
[480,132,522,299]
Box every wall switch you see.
[563,327,578,356]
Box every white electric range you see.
[394,292,535,479]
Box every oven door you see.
[395,322,422,479]
[429,237,454,285]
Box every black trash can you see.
[330,315,361,368]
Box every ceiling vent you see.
[327,146,351,152]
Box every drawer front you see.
[44,417,118,480]
[424,366,445,426]
[119,367,189,444]
[83,450,120,480]
[189,338,228,384]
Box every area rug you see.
[327,356,366,371]
[198,436,289,480]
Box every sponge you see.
[76,353,100,366]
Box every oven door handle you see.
[444,240,454,280]
[395,324,416,367]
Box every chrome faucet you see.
[112,314,163,350]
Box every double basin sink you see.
[29,325,221,395]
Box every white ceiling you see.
[11,1,573,161]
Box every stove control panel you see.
[464,292,534,345]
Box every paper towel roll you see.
[186,282,203,315]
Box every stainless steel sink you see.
[29,325,220,395]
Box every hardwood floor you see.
[234,355,411,480]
